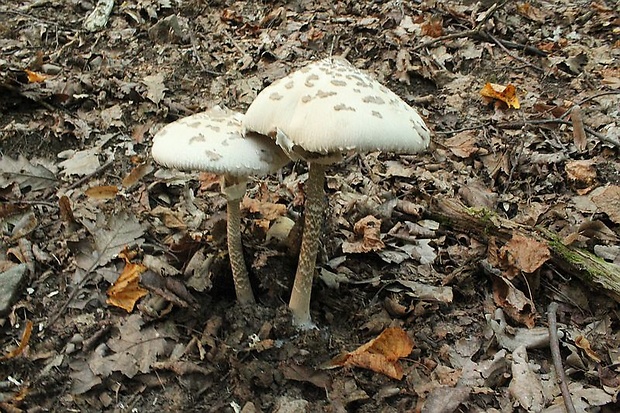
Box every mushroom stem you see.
[289,162,327,327]
[222,176,255,305]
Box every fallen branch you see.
[482,31,544,72]
[436,118,619,148]
[548,302,577,413]
[427,197,620,302]
[412,0,510,52]
[498,119,619,147]
[412,0,547,61]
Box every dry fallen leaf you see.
[24,69,49,83]
[122,162,153,188]
[516,2,548,22]
[421,16,443,37]
[0,320,33,361]
[242,196,287,220]
[281,363,331,389]
[500,234,551,275]
[565,160,597,185]
[0,155,57,192]
[571,105,587,151]
[444,130,479,158]
[106,250,148,312]
[591,185,620,224]
[342,215,385,254]
[480,82,520,109]
[325,327,414,380]
[85,185,119,199]
[492,275,537,328]
[575,335,602,363]
[508,346,545,411]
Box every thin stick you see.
[498,119,618,146]
[65,160,114,190]
[483,31,544,72]
[474,33,548,57]
[412,0,510,52]
[558,90,620,120]
[438,117,618,147]
[547,302,577,413]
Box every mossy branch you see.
[428,197,620,302]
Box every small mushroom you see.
[152,106,290,304]
[244,57,431,327]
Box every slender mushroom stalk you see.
[221,176,254,304]
[152,107,290,305]
[244,57,431,326]
[288,162,326,327]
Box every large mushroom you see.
[244,57,431,327]
[152,106,290,304]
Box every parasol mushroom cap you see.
[243,57,431,160]
[152,106,290,177]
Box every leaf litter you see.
[0,0,619,411]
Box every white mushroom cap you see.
[152,106,290,177]
[243,57,431,159]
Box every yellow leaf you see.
[24,69,48,83]
[107,252,148,312]
[326,327,414,380]
[480,82,521,109]
[0,320,33,361]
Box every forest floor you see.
[1,0,619,412]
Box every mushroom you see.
[243,57,431,327]
[152,106,290,304]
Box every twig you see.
[473,33,548,57]
[558,90,620,120]
[411,0,510,52]
[483,31,544,72]
[46,255,102,329]
[3,200,58,208]
[499,119,618,146]
[411,29,477,52]
[547,302,577,413]
[438,118,618,147]
[435,123,492,134]
[65,160,114,190]
[188,25,224,76]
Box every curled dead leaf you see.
[242,196,287,221]
[325,327,414,380]
[500,234,551,275]
[85,185,118,199]
[107,250,148,312]
[591,185,620,224]
[342,215,385,254]
[0,320,33,361]
[575,335,602,363]
[492,274,536,328]
[480,82,520,109]
[571,105,587,151]
[24,69,49,83]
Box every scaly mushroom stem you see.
[289,162,327,327]
[222,176,255,305]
